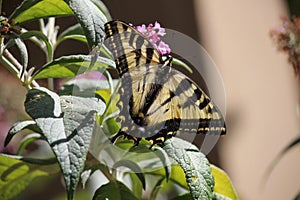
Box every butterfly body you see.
[104,20,226,146]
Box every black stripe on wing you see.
[104,20,161,77]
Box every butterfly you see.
[104,20,226,146]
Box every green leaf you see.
[120,144,169,171]
[58,76,119,103]
[9,0,73,23]
[18,156,58,165]
[56,24,111,58]
[57,23,84,40]
[25,87,62,119]
[0,154,57,165]
[80,169,92,189]
[5,120,39,147]
[85,162,113,183]
[32,55,115,79]
[57,34,87,47]
[148,164,189,190]
[129,173,143,199]
[168,165,189,189]
[58,34,87,44]
[20,30,53,61]
[24,87,106,200]
[56,24,87,47]
[211,165,238,200]
[0,154,51,200]
[152,146,172,181]
[9,0,108,48]
[122,145,172,189]
[91,0,112,21]
[17,133,43,155]
[92,180,139,200]
[64,0,107,48]
[113,160,146,189]
[14,38,28,69]
[5,37,29,78]
[163,138,214,200]
[150,177,165,200]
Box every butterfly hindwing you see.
[104,20,226,145]
[167,71,226,134]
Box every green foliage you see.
[93,180,139,200]
[9,0,73,23]
[32,55,115,79]
[0,0,238,199]
[164,138,214,199]
[0,154,58,200]
[24,87,105,199]
[211,165,239,200]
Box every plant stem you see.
[44,18,56,91]
[2,49,39,88]
[0,35,39,89]
[0,51,19,76]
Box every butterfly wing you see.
[167,69,226,134]
[104,20,226,145]
[104,20,161,77]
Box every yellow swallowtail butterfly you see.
[104,20,226,146]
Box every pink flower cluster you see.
[270,16,300,76]
[134,21,171,55]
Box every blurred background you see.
[2,0,300,199]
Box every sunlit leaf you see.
[129,173,143,199]
[9,0,73,23]
[148,164,188,190]
[32,55,115,79]
[0,154,54,200]
[211,165,239,200]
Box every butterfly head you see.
[161,54,172,67]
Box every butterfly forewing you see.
[104,20,226,145]
[105,20,161,77]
